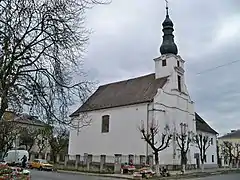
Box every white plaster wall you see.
[150,86,196,165]
[154,54,184,79]
[150,54,196,165]
[68,104,149,156]
[196,131,218,167]
[69,54,198,166]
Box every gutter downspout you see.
[146,103,150,161]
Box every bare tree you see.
[36,126,52,158]
[176,123,192,173]
[19,126,41,152]
[194,134,211,171]
[221,141,240,169]
[140,122,172,176]
[48,126,69,163]
[0,121,20,158]
[0,0,109,125]
[232,143,240,169]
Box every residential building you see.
[0,111,51,159]
[68,6,217,168]
[218,130,240,167]
[195,113,218,168]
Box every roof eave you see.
[197,128,218,135]
[69,100,153,117]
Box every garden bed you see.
[0,164,30,180]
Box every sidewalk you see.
[57,168,240,179]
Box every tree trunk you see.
[182,164,186,174]
[201,163,204,172]
[154,151,160,176]
[0,92,8,120]
[201,159,205,172]
[236,160,239,169]
[229,156,232,169]
[181,152,187,174]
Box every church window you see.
[210,138,213,145]
[101,115,110,133]
[177,60,180,67]
[162,60,166,66]
[177,75,181,92]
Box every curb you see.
[57,170,133,179]
[159,170,240,180]
[57,169,240,180]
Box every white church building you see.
[69,6,218,168]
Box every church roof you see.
[70,73,168,116]
[195,112,218,135]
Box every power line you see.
[196,59,240,75]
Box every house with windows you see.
[195,113,218,168]
[68,7,217,167]
[218,130,240,167]
[0,111,51,160]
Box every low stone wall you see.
[53,154,197,174]
[204,164,219,169]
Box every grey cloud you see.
[186,39,240,135]
[73,0,240,135]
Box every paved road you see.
[31,170,120,180]
[191,173,240,180]
[31,170,240,180]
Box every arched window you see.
[101,115,110,133]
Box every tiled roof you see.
[14,114,46,126]
[218,130,240,139]
[70,73,168,116]
[3,111,46,127]
[195,112,218,134]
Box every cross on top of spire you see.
[165,0,169,15]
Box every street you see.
[191,173,240,180]
[31,170,240,180]
[31,170,120,180]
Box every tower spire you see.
[165,0,169,16]
[160,0,178,55]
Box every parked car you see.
[29,159,53,171]
[3,150,29,166]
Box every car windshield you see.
[40,159,48,163]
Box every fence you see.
[53,154,150,173]
[53,154,196,173]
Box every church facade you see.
[69,6,218,168]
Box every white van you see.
[4,150,29,165]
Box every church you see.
[69,5,218,168]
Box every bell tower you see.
[154,1,186,93]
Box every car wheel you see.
[39,166,43,171]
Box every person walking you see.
[21,155,27,168]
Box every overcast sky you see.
[78,0,240,135]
